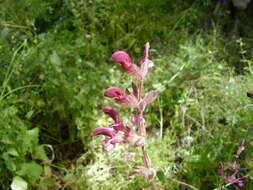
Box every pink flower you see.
[104,87,126,102]
[104,87,138,107]
[111,51,142,78]
[104,135,125,151]
[111,51,133,71]
[92,127,116,137]
[225,173,248,187]
[110,43,154,80]
[218,140,249,188]
[109,123,126,132]
[92,107,127,151]
[102,107,121,123]
[102,106,126,132]
[233,176,248,187]
[93,127,125,151]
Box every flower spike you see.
[93,43,159,188]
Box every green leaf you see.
[24,128,39,147]
[7,148,19,156]
[17,162,43,182]
[25,110,34,119]
[3,153,17,171]
[156,170,166,182]
[50,52,61,65]
[40,177,56,188]
[33,145,48,161]
[11,176,28,190]
[27,128,39,139]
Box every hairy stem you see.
[142,146,151,169]
[139,79,146,137]
[138,77,152,175]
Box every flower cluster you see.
[218,140,248,187]
[92,43,157,180]
[92,107,126,151]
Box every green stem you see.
[0,84,40,102]
[1,40,26,97]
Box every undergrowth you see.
[1,0,253,189]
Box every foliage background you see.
[1,0,253,189]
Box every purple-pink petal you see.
[225,172,248,187]
[234,176,248,187]
[104,87,127,103]
[104,87,138,106]
[237,181,244,187]
[104,87,125,98]
[92,127,116,137]
[110,135,125,144]
[111,51,143,78]
[102,107,120,123]
[103,135,125,151]
[111,51,133,71]
[236,140,245,158]
[110,123,126,131]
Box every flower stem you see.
[138,79,144,101]
[139,79,146,137]
[142,146,151,169]
[138,76,153,177]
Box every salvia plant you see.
[216,140,249,189]
[92,43,158,187]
